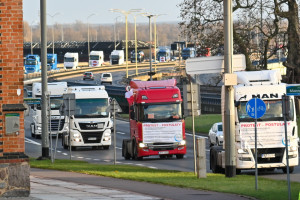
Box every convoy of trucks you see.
[47,54,58,70]
[30,82,68,138]
[24,54,41,74]
[64,52,79,69]
[122,79,186,160]
[89,51,104,67]
[62,86,112,150]
[182,47,196,60]
[210,70,299,173]
[110,50,124,65]
[130,50,145,63]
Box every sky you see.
[23,0,183,25]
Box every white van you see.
[110,50,124,65]
[89,51,104,67]
[64,52,79,70]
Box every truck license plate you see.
[159,151,169,155]
[261,153,275,158]
[88,137,97,141]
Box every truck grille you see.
[251,148,285,163]
[48,119,65,131]
[149,143,176,151]
[79,122,105,130]
[80,131,103,143]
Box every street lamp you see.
[141,13,155,81]
[48,12,60,55]
[30,20,38,55]
[110,9,142,78]
[153,14,166,73]
[114,16,122,50]
[87,13,96,59]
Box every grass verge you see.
[30,158,300,200]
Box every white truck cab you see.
[64,52,79,70]
[89,51,104,67]
[62,86,112,150]
[30,82,68,138]
[110,50,124,65]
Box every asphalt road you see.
[25,66,300,180]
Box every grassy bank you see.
[30,159,300,200]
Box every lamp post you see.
[48,12,60,55]
[153,14,166,72]
[110,9,142,78]
[30,20,37,55]
[114,16,121,50]
[87,13,96,59]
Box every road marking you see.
[117,132,125,135]
[85,158,92,160]
[62,153,68,156]
[186,133,208,139]
[136,164,145,167]
[103,160,111,162]
[25,138,41,146]
[93,159,100,161]
[57,150,61,153]
[77,157,84,159]
[116,147,122,150]
[148,166,158,169]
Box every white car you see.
[101,73,112,85]
[208,122,223,146]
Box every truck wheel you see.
[103,145,109,150]
[62,136,68,149]
[122,140,131,160]
[71,146,77,151]
[282,166,294,174]
[133,142,142,160]
[176,154,184,159]
[30,123,35,138]
[210,147,223,173]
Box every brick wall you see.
[0,0,28,161]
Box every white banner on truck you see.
[240,121,293,148]
[142,122,183,143]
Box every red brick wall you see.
[0,0,25,159]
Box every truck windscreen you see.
[90,55,99,60]
[25,60,37,65]
[138,103,182,122]
[75,98,109,118]
[64,57,75,62]
[237,99,294,122]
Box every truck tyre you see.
[176,154,184,159]
[62,136,68,150]
[132,141,142,160]
[103,145,110,150]
[71,146,77,151]
[282,166,294,174]
[210,147,223,173]
[122,140,131,160]
[30,123,35,138]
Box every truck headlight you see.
[238,149,248,154]
[139,143,147,148]
[73,133,80,138]
[37,126,41,130]
[179,140,186,146]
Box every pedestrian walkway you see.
[1,168,254,200]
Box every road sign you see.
[24,98,41,104]
[286,84,300,96]
[246,98,266,119]
[107,99,122,113]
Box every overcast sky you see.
[23,0,183,25]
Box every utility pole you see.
[40,0,49,159]
[224,0,236,177]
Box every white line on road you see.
[62,153,68,156]
[117,132,126,135]
[25,138,41,146]
[186,133,208,139]
[93,159,100,161]
[77,157,84,159]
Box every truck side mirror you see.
[130,111,135,120]
[282,95,294,120]
[234,101,240,107]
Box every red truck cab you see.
[122,79,186,160]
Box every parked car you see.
[208,122,223,146]
[101,73,112,84]
[83,72,94,80]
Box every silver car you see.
[208,122,223,146]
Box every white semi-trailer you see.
[210,70,299,173]
[30,82,68,138]
[62,86,112,150]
